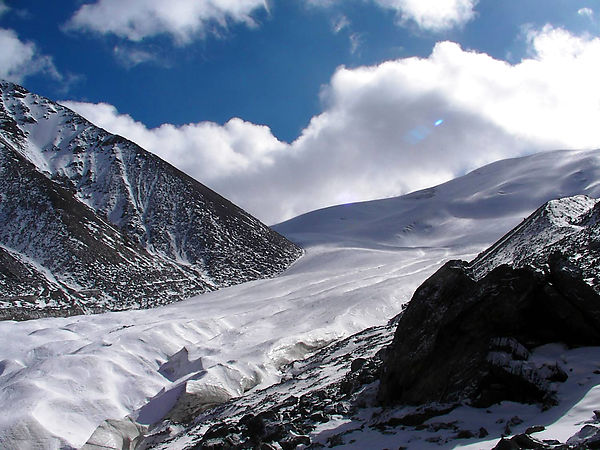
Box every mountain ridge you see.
[0,80,302,319]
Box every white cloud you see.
[0,28,60,83]
[578,7,594,19]
[310,0,478,32]
[332,15,350,33]
[66,0,267,43]
[113,46,160,68]
[349,32,363,54]
[374,0,478,31]
[63,26,600,224]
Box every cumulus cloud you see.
[63,26,600,224]
[578,7,594,19]
[0,28,60,83]
[66,0,267,43]
[310,0,478,32]
[373,0,478,31]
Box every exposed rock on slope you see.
[469,195,599,281]
[108,322,394,449]
[0,80,301,319]
[378,195,600,408]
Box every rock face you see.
[378,195,600,407]
[0,80,302,319]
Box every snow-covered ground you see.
[2,148,600,449]
[1,245,462,449]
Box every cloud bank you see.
[66,0,267,43]
[63,26,600,224]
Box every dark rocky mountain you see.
[0,80,302,320]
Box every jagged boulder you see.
[378,256,600,407]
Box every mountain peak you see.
[0,81,302,319]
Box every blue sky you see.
[1,1,600,223]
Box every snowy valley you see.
[3,82,600,449]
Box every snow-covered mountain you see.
[469,194,600,284]
[275,149,600,249]
[142,188,600,449]
[0,80,301,319]
[2,146,600,449]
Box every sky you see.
[1,0,600,224]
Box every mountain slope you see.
[2,148,600,449]
[275,149,600,250]
[0,80,301,318]
[130,194,600,450]
[468,195,600,279]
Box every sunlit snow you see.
[2,148,600,448]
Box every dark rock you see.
[241,414,265,443]
[203,424,234,440]
[263,422,286,443]
[455,429,475,439]
[567,425,600,447]
[327,434,344,447]
[511,433,546,448]
[548,253,600,331]
[279,433,311,449]
[378,257,600,407]
[429,422,457,432]
[479,427,489,438]
[526,425,546,434]
[350,358,367,372]
[540,364,568,383]
[310,413,329,423]
[509,416,524,426]
[492,438,521,450]
[259,444,278,450]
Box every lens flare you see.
[434,119,444,126]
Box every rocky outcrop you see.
[0,80,302,318]
[493,422,600,449]
[378,195,600,408]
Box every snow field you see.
[3,147,600,448]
